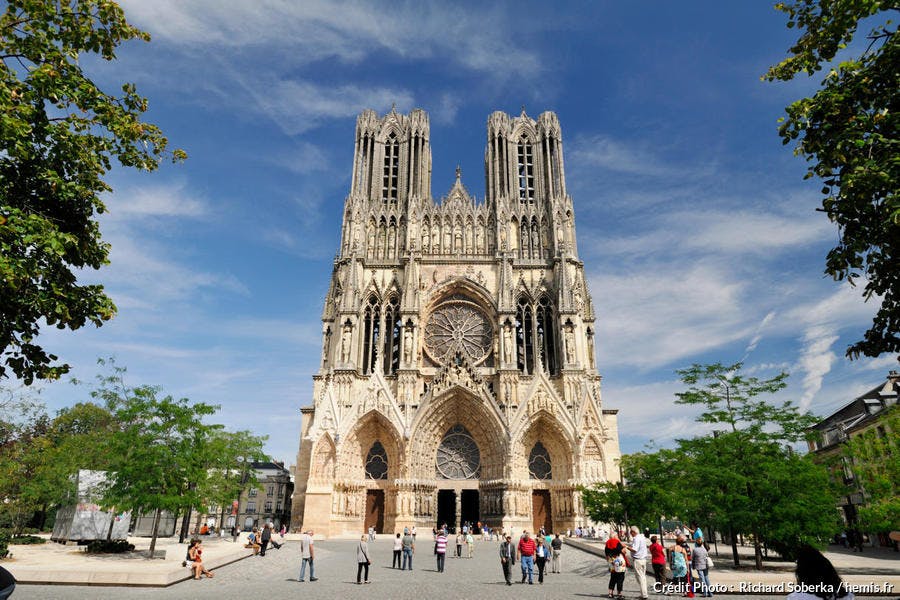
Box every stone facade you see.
[291,107,621,537]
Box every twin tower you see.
[292,107,620,538]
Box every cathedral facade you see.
[291,107,620,537]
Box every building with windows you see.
[232,461,293,532]
[808,370,899,530]
[291,108,621,537]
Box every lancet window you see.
[382,133,399,205]
[383,296,401,374]
[516,296,534,374]
[362,296,380,374]
[517,137,534,203]
[536,295,558,375]
[365,441,388,479]
[529,442,553,480]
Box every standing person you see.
[649,535,667,589]
[260,523,272,556]
[605,531,624,560]
[466,530,475,558]
[435,528,448,572]
[786,545,855,600]
[356,535,371,584]
[608,546,627,599]
[411,525,417,542]
[626,525,650,599]
[401,527,415,570]
[393,533,403,568]
[298,529,317,582]
[551,533,563,573]
[517,530,536,584]
[688,522,704,542]
[691,537,712,597]
[455,531,464,558]
[368,525,375,542]
[534,537,548,584]
[499,534,515,586]
[669,536,691,596]
[231,524,240,543]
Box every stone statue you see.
[503,324,514,364]
[565,326,575,364]
[341,326,352,362]
[403,327,413,363]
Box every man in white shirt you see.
[626,525,649,599]
[298,529,317,582]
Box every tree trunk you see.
[178,509,190,543]
[105,508,116,541]
[730,525,740,567]
[753,528,763,570]
[148,507,162,558]
[38,503,48,531]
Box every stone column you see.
[455,490,462,532]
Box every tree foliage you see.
[0,0,185,384]
[765,0,899,359]
[844,404,900,531]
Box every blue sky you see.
[29,1,899,465]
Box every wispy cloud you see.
[106,181,207,219]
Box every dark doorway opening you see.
[461,489,479,531]
[365,489,384,533]
[532,490,552,535]
[437,489,456,532]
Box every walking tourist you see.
[607,542,626,599]
[393,532,403,568]
[786,545,855,600]
[356,535,371,584]
[401,527,415,570]
[368,525,375,542]
[605,531,624,559]
[456,531,464,557]
[535,537,548,584]
[626,525,650,599]
[551,533,563,573]
[435,529,448,572]
[649,535,667,588]
[411,525,417,541]
[500,534,515,585]
[260,522,272,556]
[691,537,712,597]
[298,529,317,582]
[517,530,536,584]
[466,530,475,557]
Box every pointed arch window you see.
[517,137,534,203]
[536,295,558,375]
[382,133,399,205]
[516,297,534,374]
[383,296,401,374]
[362,296,380,374]
[529,442,553,480]
[365,441,388,479]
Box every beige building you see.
[291,107,621,537]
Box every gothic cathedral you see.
[291,107,621,536]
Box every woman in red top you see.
[649,535,667,589]
[605,531,624,559]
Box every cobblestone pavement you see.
[12,538,835,600]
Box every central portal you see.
[461,489,479,530]
[437,490,456,532]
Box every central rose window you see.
[424,300,492,365]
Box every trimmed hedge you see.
[85,539,135,554]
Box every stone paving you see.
[14,537,899,600]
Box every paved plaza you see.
[12,537,900,600]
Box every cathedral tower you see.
[292,108,619,537]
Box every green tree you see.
[764,1,899,359]
[201,430,267,533]
[844,405,900,532]
[675,363,837,568]
[102,384,221,556]
[0,1,185,384]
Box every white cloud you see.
[570,134,677,177]
[106,181,206,219]
[796,325,839,412]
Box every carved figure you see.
[341,327,352,362]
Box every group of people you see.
[243,523,284,556]
[604,525,713,599]
[499,529,564,585]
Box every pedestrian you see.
[535,537,548,584]
[435,528,448,572]
[787,545,855,600]
[466,531,475,558]
[517,530,536,584]
[649,535,667,589]
[368,525,375,542]
[356,534,371,584]
[500,534,515,586]
[605,531,624,560]
[401,527,415,570]
[688,522,703,542]
[393,532,403,568]
[551,533,563,573]
[269,523,283,550]
[691,537,712,597]
[260,522,272,556]
[298,529,317,582]
[669,535,691,596]
[231,525,239,543]
[411,525,417,541]
[608,545,626,599]
[626,525,650,599]
[455,531,463,557]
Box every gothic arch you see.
[310,433,337,482]
[338,410,404,482]
[427,278,497,317]
[580,434,606,481]
[512,411,575,481]
[408,389,507,480]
